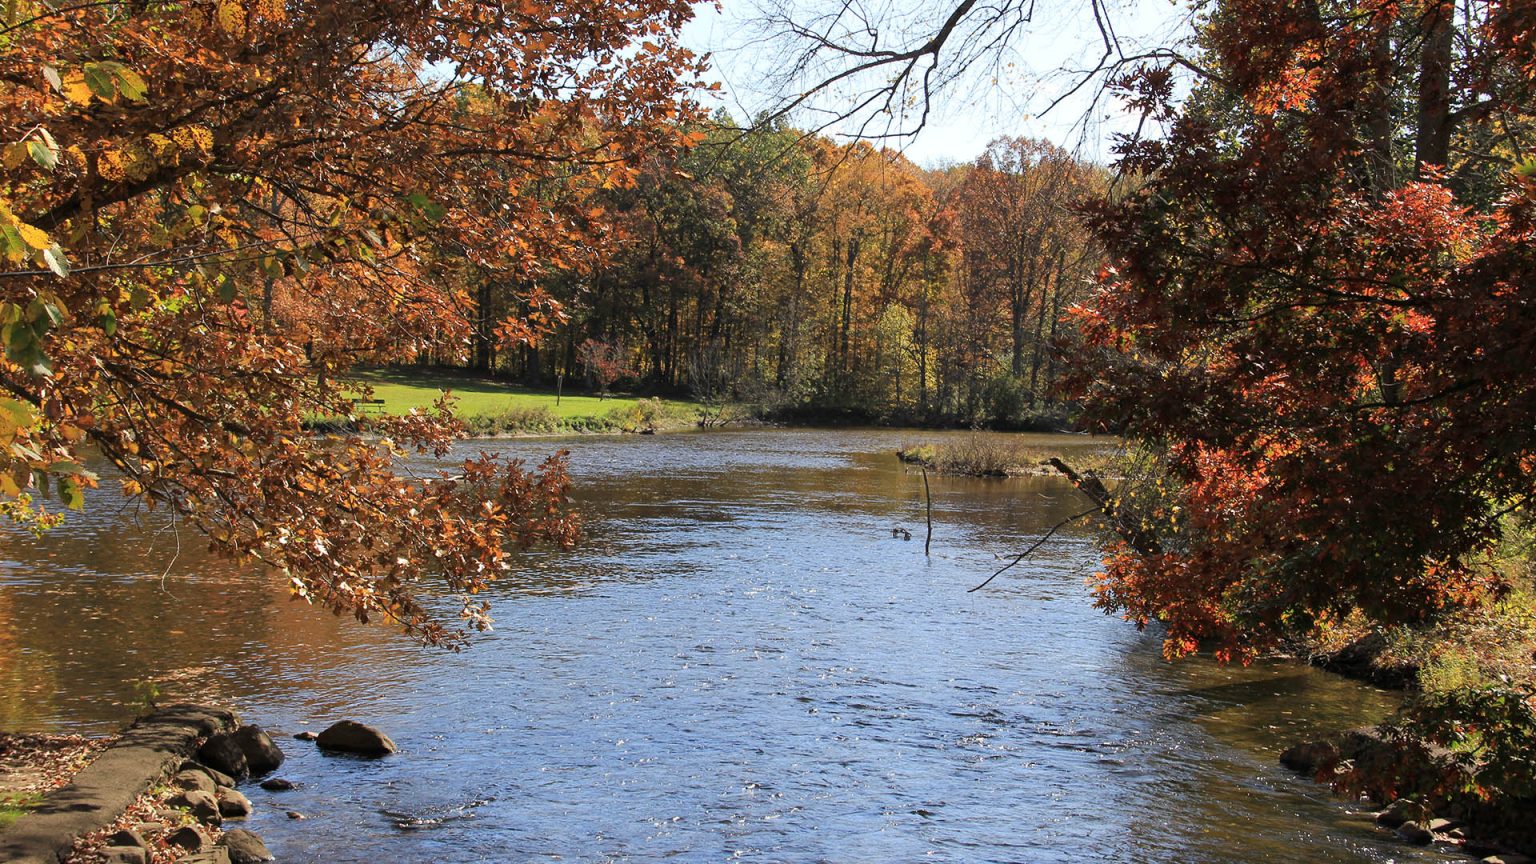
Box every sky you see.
[678,0,1197,168]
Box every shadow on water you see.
[1,428,1457,863]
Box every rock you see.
[220,828,275,863]
[293,730,318,741]
[232,725,285,775]
[181,760,236,788]
[131,821,169,841]
[102,846,148,864]
[197,733,249,779]
[1397,820,1434,845]
[182,851,232,864]
[1482,856,1536,864]
[316,719,397,755]
[286,810,306,820]
[106,827,149,850]
[1427,817,1465,840]
[1376,798,1431,829]
[259,778,295,792]
[171,789,223,825]
[1279,741,1339,774]
[218,788,254,818]
[166,825,211,852]
[173,769,218,794]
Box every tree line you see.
[448,120,1110,429]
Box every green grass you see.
[345,367,699,432]
[0,792,42,828]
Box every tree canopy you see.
[0,0,705,646]
[1069,0,1536,659]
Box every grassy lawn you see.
[346,367,697,428]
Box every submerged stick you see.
[922,466,933,556]
[968,507,1099,593]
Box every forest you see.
[440,120,1108,430]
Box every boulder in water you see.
[316,720,397,756]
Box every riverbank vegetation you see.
[898,439,1064,478]
[1009,0,1536,848]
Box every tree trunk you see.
[1414,0,1455,176]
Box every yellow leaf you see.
[61,71,92,106]
[16,223,49,251]
[216,0,246,37]
[3,143,27,170]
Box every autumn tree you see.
[1067,0,1536,659]
[0,0,704,645]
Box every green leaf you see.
[82,62,118,101]
[4,321,34,354]
[27,139,57,171]
[113,66,148,102]
[0,397,34,428]
[217,275,237,303]
[58,477,84,511]
[0,224,24,264]
[1515,158,1536,179]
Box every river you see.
[0,428,1454,863]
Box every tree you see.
[0,0,704,646]
[1066,0,1536,659]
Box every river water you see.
[0,428,1454,863]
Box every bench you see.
[350,398,386,416]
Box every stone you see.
[197,733,249,779]
[102,846,147,864]
[106,828,148,850]
[1397,821,1434,845]
[1279,741,1339,774]
[293,730,318,741]
[173,769,218,795]
[259,778,295,792]
[1375,798,1431,829]
[218,788,254,818]
[1482,856,1536,864]
[182,851,232,864]
[316,719,397,755]
[232,725,285,775]
[171,789,223,825]
[130,821,165,833]
[220,829,275,864]
[180,760,236,788]
[166,825,211,852]
[286,810,306,820]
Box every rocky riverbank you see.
[0,706,397,864]
[1280,726,1534,864]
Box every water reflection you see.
[1,429,1453,863]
